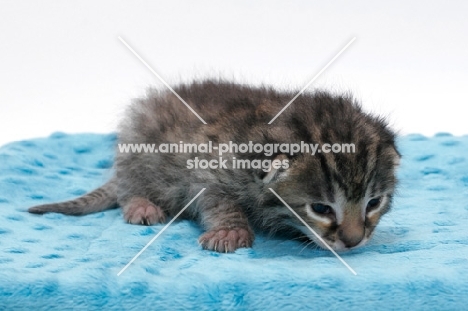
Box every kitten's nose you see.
[338,227,365,248]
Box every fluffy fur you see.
[2,132,467,309]
[29,80,400,252]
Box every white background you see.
[1,0,467,147]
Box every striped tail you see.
[28,179,118,216]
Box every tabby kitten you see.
[29,80,399,253]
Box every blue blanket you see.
[1,132,467,310]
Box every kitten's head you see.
[267,145,399,251]
[264,94,400,251]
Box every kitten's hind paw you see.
[199,227,254,253]
[123,197,166,226]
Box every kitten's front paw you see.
[199,227,254,253]
[123,197,166,225]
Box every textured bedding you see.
[0,132,467,310]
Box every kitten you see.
[29,80,400,253]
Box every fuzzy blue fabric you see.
[1,132,467,310]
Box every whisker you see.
[300,240,315,254]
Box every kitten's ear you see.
[262,154,289,184]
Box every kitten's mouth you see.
[309,236,369,252]
[333,237,369,251]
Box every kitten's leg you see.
[122,197,166,226]
[198,203,254,253]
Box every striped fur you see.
[28,80,399,253]
[28,179,118,215]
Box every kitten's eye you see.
[311,203,333,214]
[366,197,381,212]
